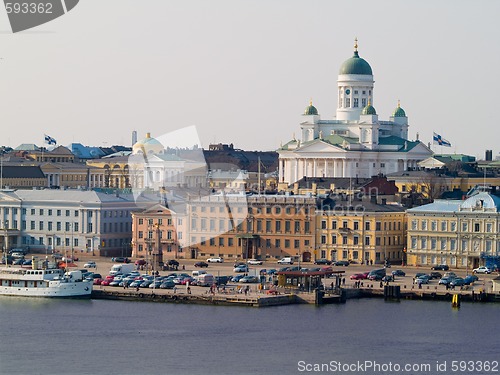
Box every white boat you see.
[0,267,92,298]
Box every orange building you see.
[131,204,185,267]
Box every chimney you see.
[312,182,317,195]
[293,183,299,195]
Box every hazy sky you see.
[1,0,499,159]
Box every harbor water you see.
[0,297,498,375]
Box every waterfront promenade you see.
[42,253,500,305]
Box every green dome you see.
[339,51,373,75]
[304,101,318,115]
[392,103,406,117]
[361,103,377,115]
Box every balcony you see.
[338,227,352,234]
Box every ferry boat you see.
[0,267,93,298]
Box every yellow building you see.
[316,199,407,265]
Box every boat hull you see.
[0,281,92,298]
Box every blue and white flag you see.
[433,132,451,147]
[44,134,57,145]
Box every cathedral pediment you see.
[294,140,347,153]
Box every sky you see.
[0,0,499,160]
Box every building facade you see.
[131,204,185,265]
[277,39,432,186]
[0,190,140,257]
[316,200,406,265]
[406,191,500,269]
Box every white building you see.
[406,191,500,270]
[0,189,144,256]
[278,39,432,186]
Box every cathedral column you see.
[294,159,299,182]
[403,160,408,172]
[324,159,328,177]
[342,159,347,178]
[313,159,317,177]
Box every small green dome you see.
[361,103,377,115]
[339,51,373,75]
[304,100,318,115]
[392,102,406,117]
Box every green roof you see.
[339,51,373,75]
[361,104,377,115]
[304,104,318,115]
[392,106,406,117]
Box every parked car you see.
[162,260,180,270]
[350,273,366,280]
[234,265,249,273]
[391,270,406,277]
[444,272,457,278]
[215,276,231,285]
[431,264,449,271]
[239,276,259,283]
[194,261,209,268]
[368,273,384,281]
[52,253,64,260]
[207,257,224,263]
[231,274,245,282]
[13,258,24,265]
[84,261,97,268]
[464,275,479,285]
[160,280,175,289]
[233,262,246,267]
[450,277,465,287]
[334,261,350,266]
[473,266,491,274]
[438,277,454,285]
[111,257,130,263]
[429,272,442,279]
[382,275,394,282]
[135,259,147,266]
[10,252,25,259]
[277,257,293,265]
[415,275,430,284]
[413,272,428,280]
[247,259,263,265]
[314,258,332,265]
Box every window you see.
[275,207,281,214]
[342,220,348,228]
[321,220,327,229]
[219,237,224,246]
[284,239,290,248]
[228,238,234,246]
[431,238,437,250]
[361,98,367,107]
[321,235,327,244]
[441,222,447,231]
[265,239,271,248]
[275,220,281,232]
[421,220,427,231]
[285,220,291,233]
[266,207,271,214]
[461,240,468,252]
[474,223,480,232]
[39,221,44,230]
[353,98,359,108]
[295,221,301,233]
[411,220,418,230]
[305,221,310,233]
[75,210,79,217]
[441,239,447,250]
[450,239,456,251]
[431,221,437,231]
[421,238,427,249]
[411,237,417,249]
[375,237,381,246]
[365,221,370,231]
[353,221,359,230]
[345,98,350,107]
[462,222,468,232]
[39,209,44,215]
[66,210,70,217]
[266,220,271,233]
[87,223,93,233]
[209,238,215,246]
[57,210,61,216]
[275,239,280,248]
[375,222,381,231]
[332,221,337,230]
[365,236,370,245]
[30,221,35,230]
[353,236,359,245]
[331,235,337,244]
[294,240,300,249]
[31,209,35,215]
[486,223,493,233]
[450,221,457,231]
[485,240,492,253]
[138,231,143,239]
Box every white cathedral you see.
[278,40,433,185]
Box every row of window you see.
[411,219,496,233]
[191,218,311,234]
[191,205,311,216]
[189,236,311,249]
[0,208,100,218]
[320,234,402,246]
[410,237,499,253]
[137,218,177,226]
[320,220,403,231]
